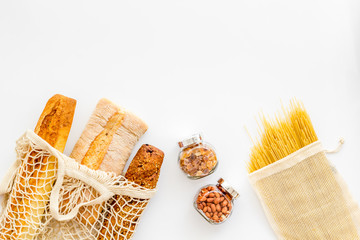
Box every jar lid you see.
[218,178,240,200]
[178,133,203,148]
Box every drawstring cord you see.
[325,138,345,154]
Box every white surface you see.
[0,1,359,239]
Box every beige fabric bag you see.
[0,130,156,240]
[249,141,360,240]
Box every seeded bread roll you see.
[125,144,164,189]
[68,99,148,226]
[0,94,76,240]
[98,144,164,240]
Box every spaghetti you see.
[247,100,318,173]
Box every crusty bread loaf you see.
[70,98,148,175]
[0,94,76,240]
[69,98,148,226]
[34,94,76,152]
[98,144,164,240]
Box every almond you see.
[216,204,221,212]
[206,198,214,203]
[211,204,216,213]
[222,206,228,214]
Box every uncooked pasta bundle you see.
[248,100,360,239]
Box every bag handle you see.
[49,151,114,221]
[16,130,115,221]
[0,132,29,196]
[3,130,157,222]
[0,157,21,196]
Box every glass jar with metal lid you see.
[178,133,218,179]
[194,178,239,224]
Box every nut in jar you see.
[194,178,239,224]
[178,133,218,179]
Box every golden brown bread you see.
[0,94,76,240]
[34,94,77,152]
[68,99,148,226]
[98,144,164,240]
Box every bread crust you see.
[35,94,76,151]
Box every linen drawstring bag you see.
[0,130,156,240]
[247,100,360,240]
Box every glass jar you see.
[194,178,239,224]
[178,133,218,179]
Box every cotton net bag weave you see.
[247,100,360,240]
[0,130,156,240]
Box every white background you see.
[0,1,359,239]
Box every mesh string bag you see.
[247,100,360,240]
[0,130,156,240]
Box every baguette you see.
[68,98,148,226]
[0,94,76,240]
[98,144,164,240]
